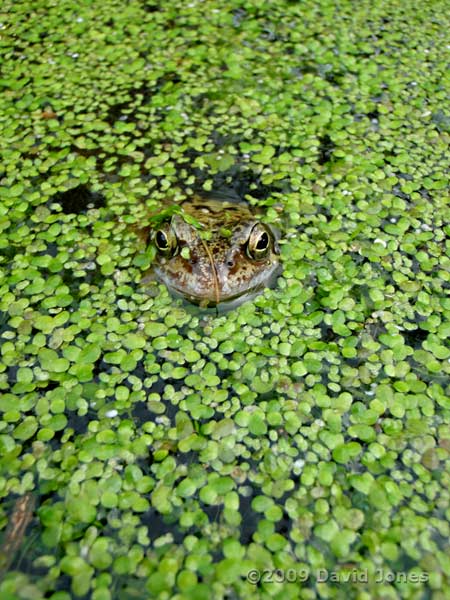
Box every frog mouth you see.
[169,284,263,309]
[162,262,281,309]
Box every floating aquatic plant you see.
[0,0,449,598]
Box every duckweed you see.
[0,0,449,598]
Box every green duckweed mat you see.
[0,0,449,598]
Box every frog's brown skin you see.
[147,195,281,309]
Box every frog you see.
[144,194,281,309]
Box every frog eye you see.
[154,225,177,256]
[247,223,271,260]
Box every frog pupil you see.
[256,232,269,250]
[156,230,168,249]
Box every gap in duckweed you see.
[52,185,106,214]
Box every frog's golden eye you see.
[154,225,177,256]
[247,223,271,260]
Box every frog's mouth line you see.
[168,284,265,309]
[162,263,282,308]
